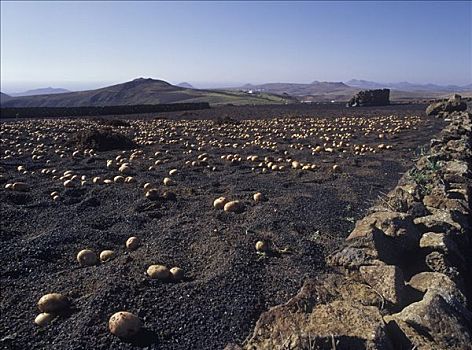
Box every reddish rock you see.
[384,289,472,349]
[360,265,405,305]
[407,272,467,307]
[347,211,419,241]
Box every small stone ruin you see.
[347,89,390,107]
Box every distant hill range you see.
[0,78,295,108]
[2,78,470,108]
[1,92,13,104]
[346,79,472,93]
[177,82,194,89]
[10,87,71,97]
[233,79,472,102]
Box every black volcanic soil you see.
[0,104,445,350]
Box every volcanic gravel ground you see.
[0,104,445,349]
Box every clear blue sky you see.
[1,1,471,92]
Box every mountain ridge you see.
[0,78,294,107]
[177,82,194,89]
[10,87,71,97]
[1,92,12,104]
[346,79,472,92]
[2,78,471,108]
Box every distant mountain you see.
[236,81,356,96]
[1,78,295,107]
[4,78,468,108]
[1,92,12,104]
[234,79,469,103]
[462,83,472,90]
[10,87,71,97]
[345,80,385,90]
[346,79,472,93]
[177,82,194,89]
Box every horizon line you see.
[2,76,471,94]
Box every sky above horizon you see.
[1,1,471,93]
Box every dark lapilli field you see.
[0,104,445,349]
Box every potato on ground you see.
[109,311,142,338]
[147,264,170,280]
[253,192,265,203]
[126,236,140,250]
[213,196,228,209]
[34,313,55,327]
[170,267,184,281]
[224,200,244,213]
[99,250,115,262]
[145,188,160,200]
[255,240,269,252]
[37,293,69,313]
[77,249,98,266]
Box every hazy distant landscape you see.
[0,78,296,108]
[9,87,71,97]
[2,77,471,108]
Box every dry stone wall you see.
[226,106,472,350]
[426,94,467,116]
